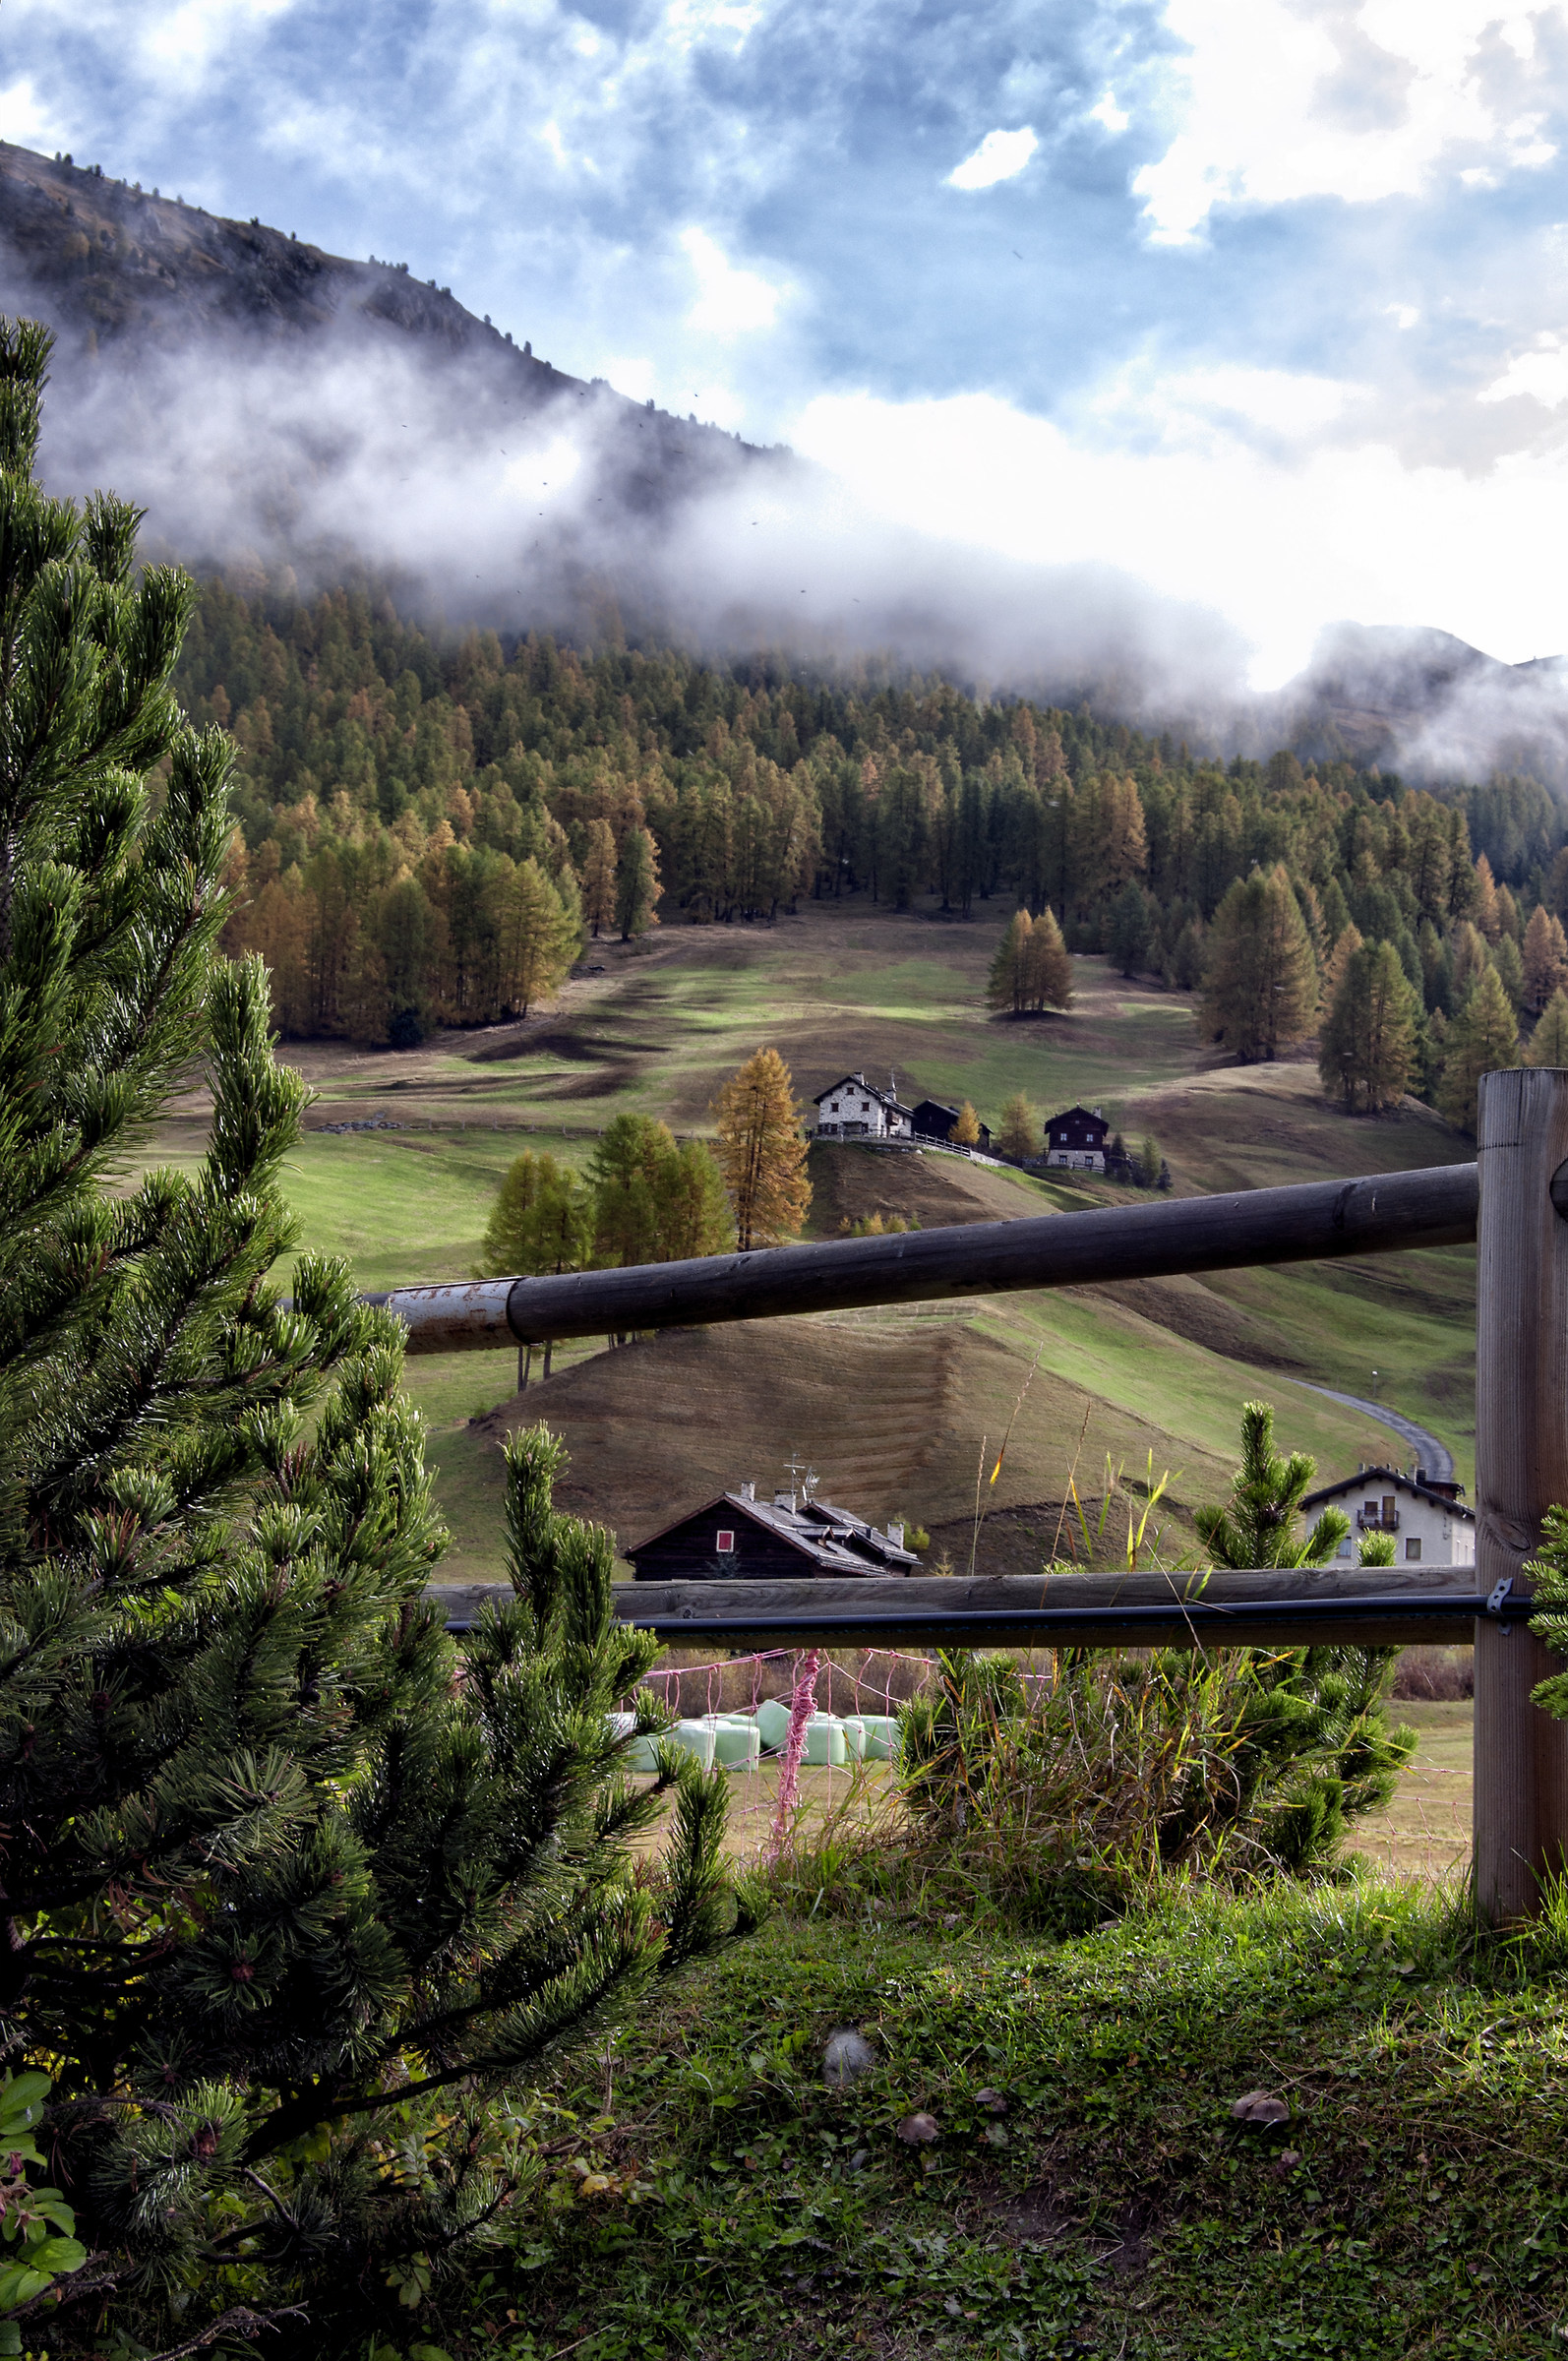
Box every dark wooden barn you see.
[629,1485,920,1582]
[910,1098,993,1151]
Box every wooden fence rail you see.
[438,1565,1505,1650]
[374,1160,1478,1353]
[393,1078,1568,1922]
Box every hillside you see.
[138,905,1475,1582]
[0,142,774,591]
[6,140,1568,782]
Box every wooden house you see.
[1300,1465,1476,1567]
[629,1482,921,1581]
[910,1097,993,1151]
[812,1073,914,1141]
[1044,1105,1111,1172]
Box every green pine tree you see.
[475,1149,594,1278]
[1526,985,1568,1068]
[615,823,661,940]
[1201,866,1317,1062]
[0,322,732,2352]
[1188,1404,1416,1873]
[1438,964,1520,1134]
[1318,939,1420,1114]
[1108,879,1154,977]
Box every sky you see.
[6,0,1568,687]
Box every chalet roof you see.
[1045,1104,1109,1130]
[1301,1464,1475,1521]
[629,1488,920,1573]
[812,1073,914,1118]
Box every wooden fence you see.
[390,1068,1568,1925]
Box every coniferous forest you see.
[186,579,1568,1128]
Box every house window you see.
[715,1529,735,1553]
[1362,1500,1378,1520]
[1337,1540,1353,1559]
[1382,1496,1396,1523]
[1405,1538,1421,1562]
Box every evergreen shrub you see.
[0,319,732,2356]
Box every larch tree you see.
[1527,985,1568,1067]
[995,1090,1039,1162]
[987,910,1034,1013]
[615,822,661,940]
[1438,964,1521,1133]
[1493,932,1526,1013]
[581,816,618,939]
[949,1100,982,1146]
[1523,906,1568,1014]
[1318,939,1420,1114]
[0,319,733,2354]
[1201,866,1317,1062]
[987,907,1073,1015]
[711,1048,812,1249]
[1315,917,1363,1019]
[1023,905,1074,1010]
[499,854,579,1014]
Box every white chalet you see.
[812,1073,914,1141]
[1301,1465,1476,1568]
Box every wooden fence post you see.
[1474,1066,1568,1919]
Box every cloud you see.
[1479,339,1568,408]
[1133,0,1563,245]
[11,0,1568,730]
[945,127,1039,191]
[788,378,1568,691]
[680,227,785,338]
[0,76,67,150]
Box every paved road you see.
[1299,1385,1455,1485]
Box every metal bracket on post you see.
[1486,1573,1515,1632]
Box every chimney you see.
[740,1481,755,1501]
[885,1522,905,1550]
[774,1487,796,1511]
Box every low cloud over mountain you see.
[5,140,1567,787]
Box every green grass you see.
[133,902,1479,1572]
[407,1873,1568,2361]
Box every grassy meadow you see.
[138,895,1529,2358]
[140,894,1476,1582]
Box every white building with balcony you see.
[1301,1465,1476,1568]
[811,1073,914,1141]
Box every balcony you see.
[1357,1509,1400,1533]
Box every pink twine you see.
[766,1649,821,1859]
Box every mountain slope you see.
[0,140,777,599]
